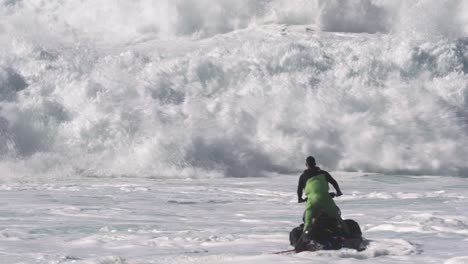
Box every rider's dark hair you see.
[306,156,316,167]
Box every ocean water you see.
[0,0,467,263]
[0,174,467,264]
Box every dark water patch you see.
[167,199,231,205]
[185,136,293,178]
[362,174,431,184]
[206,199,231,204]
[167,200,198,205]
[318,0,390,34]
[29,225,100,236]
[38,49,58,61]
[0,116,13,156]
[195,61,226,92]
[2,0,19,7]
[456,37,468,74]
[148,82,185,105]
[0,68,29,101]
[349,166,468,178]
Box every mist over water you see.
[0,0,468,179]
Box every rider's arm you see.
[297,173,306,202]
[325,172,343,196]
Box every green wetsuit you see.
[303,173,342,231]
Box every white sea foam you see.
[2,0,467,42]
[0,173,466,263]
[445,256,468,264]
[1,1,467,180]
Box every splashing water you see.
[0,0,467,180]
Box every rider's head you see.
[306,156,316,168]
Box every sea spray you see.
[0,0,467,179]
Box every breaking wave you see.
[0,0,467,179]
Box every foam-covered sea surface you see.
[1,0,468,263]
[0,173,467,264]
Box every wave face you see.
[1,0,468,179]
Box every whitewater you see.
[0,0,467,263]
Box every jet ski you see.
[289,193,367,252]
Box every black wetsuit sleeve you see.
[297,173,306,199]
[325,172,342,194]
